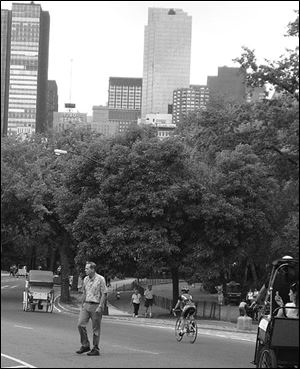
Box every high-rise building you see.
[142,8,192,119]
[47,80,58,130]
[1,2,50,136]
[172,85,209,125]
[207,66,246,104]
[1,9,11,136]
[108,77,142,133]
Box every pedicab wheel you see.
[188,319,198,344]
[257,348,277,368]
[175,317,184,342]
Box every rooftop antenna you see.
[65,58,76,112]
[69,58,73,108]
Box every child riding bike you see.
[172,286,197,336]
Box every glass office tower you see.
[142,8,192,119]
[5,3,49,136]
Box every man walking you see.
[76,261,108,356]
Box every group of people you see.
[131,284,154,318]
[239,282,299,320]
[246,288,259,304]
[9,264,17,277]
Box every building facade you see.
[1,2,50,136]
[1,9,11,136]
[207,66,246,104]
[246,86,267,102]
[91,105,118,136]
[47,80,58,130]
[144,113,176,139]
[108,77,142,134]
[172,85,209,125]
[53,111,89,132]
[92,105,109,123]
[142,8,192,119]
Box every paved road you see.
[2,274,256,368]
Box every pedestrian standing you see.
[215,285,224,305]
[247,289,254,304]
[76,261,108,356]
[131,288,142,317]
[144,285,154,318]
[239,299,248,316]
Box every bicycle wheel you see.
[188,318,198,344]
[175,317,184,342]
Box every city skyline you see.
[2,1,299,115]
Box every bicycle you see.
[173,309,198,343]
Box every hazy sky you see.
[2,1,299,115]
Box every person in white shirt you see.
[239,299,248,316]
[275,282,299,319]
[76,261,108,356]
[131,288,142,317]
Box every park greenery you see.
[1,11,298,303]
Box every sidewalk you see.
[56,278,257,335]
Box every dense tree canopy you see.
[1,12,298,302]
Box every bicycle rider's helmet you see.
[181,286,189,292]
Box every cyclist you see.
[172,286,196,336]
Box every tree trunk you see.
[59,242,70,303]
[47,245,56,272]
[243,264,248,286]
[171,267,179,307]
[71,270,79,292]
[249,258,258,287]
[29,244,36,270]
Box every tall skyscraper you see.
[142,8,192,119]
[47,80,58,130]
[1,2,50,136]
[1,9,11,136]
[108,77,142,133]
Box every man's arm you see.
[81,280,86,308]
[96,276,108,313]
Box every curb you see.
[55,296,256,335]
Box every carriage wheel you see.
[257,348,277,368]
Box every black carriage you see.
[253,256,299,368]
